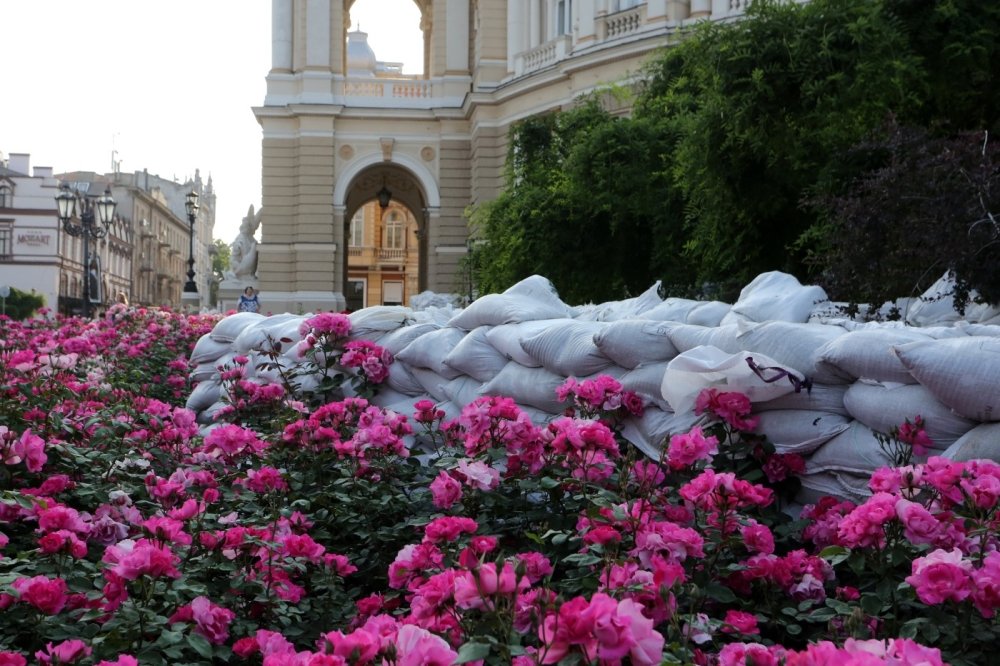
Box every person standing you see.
[238,286,260,313]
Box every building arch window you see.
[0,183,11,208]
[350,210,365,247]
[0,223,12,260]
[384,210,404,249]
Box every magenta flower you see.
[34,640,91,665]
[393,624,458,666]
[429,470,462,509]
[667,426,719,470]
[11,575,68,615]
[906,548,973,605]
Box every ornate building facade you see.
[254,0,751,311]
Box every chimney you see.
[34,166,53,178]
[8,153,30,175]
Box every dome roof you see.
[346,30,377,76]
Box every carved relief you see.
[420,146,435,162]
[338,144,355,160]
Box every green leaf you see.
[818,545,851,566]
[187,632,215,659]
[704,582,737,603]
[860,594,883,616]
[454,642,491,664]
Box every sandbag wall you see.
[186,273,1000,505]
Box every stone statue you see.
[225,205,262,280]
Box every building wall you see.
[256,0,748,311]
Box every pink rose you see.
[429,471,462,509]
[190,596,235,644]
[34,640,91,665]
[667,427,718,470]
[393,625,458,666]
[906,548,973,605]
[12,575,68,615]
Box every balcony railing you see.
[378,248,406,262]
[343,77,431,100]
[602,5,645,40]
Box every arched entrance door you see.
[342,164,428,309]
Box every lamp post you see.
[182,190,199,304]
[55,184,117,318]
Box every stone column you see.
[508,0,527,72]
[272,0,293,71]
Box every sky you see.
[0,0,424,244]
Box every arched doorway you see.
[341,164,429,309]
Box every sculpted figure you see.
[226,205,262,280]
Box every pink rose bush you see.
[0,308,995,663]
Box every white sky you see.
[0,0,424,244]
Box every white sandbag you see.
[620,407,705,461]
[593,320,679,370]
[209,312,266,343]
[197,400,229,426]
[443,327,510,383]
[191,334,235,364]
[843,381,976,450]
[232,315,305,355]
[894,337,1000,421]
[186,379,222,413]
[940,423,1000,462]
[348,306,414,342]
[394,327,466,379]
[619,362,671,411]
[662,346,804,414]
[736,322,850,385]
[642,298,703,323]
[191,352,235,383]
[806,421,896,475]
[386,362,427,396]
[376,323,441,356]
[447,293,573,330]
[752,383,849,416]
[520,320,614,377]
[668,324,741,354]
[479,364,567,414]
[484,320,563,368]
[442,375,485,410]
[407,366,451,403]
[379,394,437,420]
[572,281,663,322]
[723,271,830,324]
[904,272,999,326]
[961,324,1000,337]
[814,328,932,384]
[796,471,872,505]
[753,410,851,455]
[686,301,732,327]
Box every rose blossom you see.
[906,548,973,605]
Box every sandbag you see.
[960,324,1000,338]
[815,328,932,384]
[662,346,804,414]
[186,379,222,413]
[386,362,427,396]
[894,337,1000,421]
[394,327,466,379]
[407,366,450,403]
[940,423,1000,462]
[348,306,414,342]
[448,276,573,330]
[442,327,510,383]
[753,410,851,455]
[796,471,872,506]
[572,281,663,322]
[723,271,830,324]
[620,407,705,461]
[736,322,849,385]
[619,362,671,411]
[232,315,305,355]
[843,381,976,450]
[192,353,235,383]
[806,421,896,475]
[209,312,266,343]
[752,383,849,416]
[520,320,614,377]
[593,320,679,370]
[191,334,235,364]
[484,320,563,368]
[668,325,741,354]
[376,322,441,356]
[686,301,732,327]
[442,375,485,410]
[642,298,703,323]
[479,364,567,414]
[904,272,1000,326]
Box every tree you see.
[805,120,1000,311]
[210,238,231,306]
[0,287,45,320]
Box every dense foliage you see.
[470,0,1000,305]
[2,309,1000,664]
[0,286,45,321]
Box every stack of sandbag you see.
[184,271,1000,506]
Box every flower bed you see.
[0,308,997,665]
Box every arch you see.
[333,151,440,209]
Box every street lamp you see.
[55,184,117,318]
[182,190,199,301]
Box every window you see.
[385,211,404,249]
[346,277,366,311]
[0,184,11,208]
[350,211,365,247]
[383,280,403,306]
[0,224,11,260]
[557,0,572,35]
